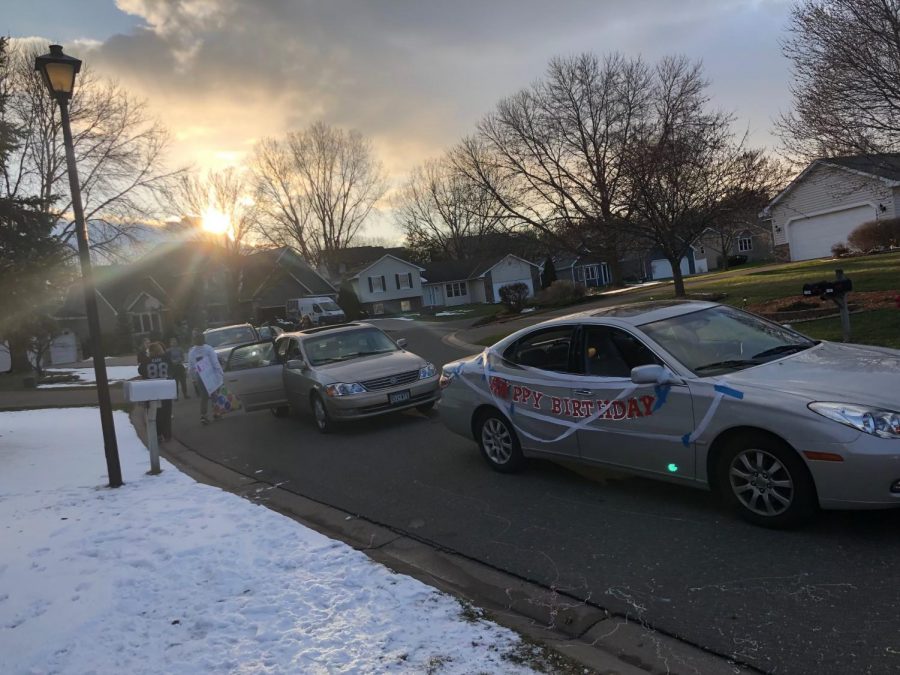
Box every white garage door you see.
[789,206,874,261]
[650,257,690,280]
[492,278,534,304]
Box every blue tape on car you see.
[714,384,744,399]
[653,384,671,411]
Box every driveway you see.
[171,318,900,675]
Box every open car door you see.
[223,341,288,412]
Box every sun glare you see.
[201,207,232,237]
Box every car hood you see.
[313,350,426,383]
[722,341,900,409]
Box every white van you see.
[286,297,347,327]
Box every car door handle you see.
[573,388,593,396]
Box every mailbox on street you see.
[124,379,177,475]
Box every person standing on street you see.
[188,332,224,425]
[167,337,189,399]
[143,341,173,442]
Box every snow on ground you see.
[434,310,472,317]
[0,408,542,674]
[37,365,138,388]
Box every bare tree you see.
[779,0,900,162]
[252,122,387,264]
[625,57,780,296]
[1,41,182,260]
[705,182,786,269]
[453,53,652,283]
[394,154,504,260]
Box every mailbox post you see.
[123,380,178,475]
[802,269,853,342]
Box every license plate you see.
[389,390,411,404]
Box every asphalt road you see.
[172,318,900,675]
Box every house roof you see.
[239,247,336,299]
[422,254,538,284]
[762,153,900,216]
[349,254,425,279]
[55,265,171,318]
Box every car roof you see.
[546,300,719,328]
[204,323,254,333]
[285,322,374,339]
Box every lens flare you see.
[201,207,231,237]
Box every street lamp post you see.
[35,45,123,488]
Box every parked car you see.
[437,300,900,528]
[221,322,440,432]
[203,323,260,364]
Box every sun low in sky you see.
[201,207,232,239]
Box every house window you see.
[400,299,412,312]
[584,265,598,281]
[575,267,585,282]
[130,312,161,334]
[397,273,412,290]
[445,281,467,298]
[738,237,753,252]
[370,276,385,293]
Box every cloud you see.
[15,0,795,240]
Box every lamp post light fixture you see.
[35,45,123,488]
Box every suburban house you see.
[422,255,541,307]
[546,254,612,288]
[55,241,335,351]
[695,227,773,270]
[347,254,425,315]
[761,153,900,261]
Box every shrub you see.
[830,242,851,258]
[533,280,586,307]
[727,254,748,266]
[847,218,900,252]
[498,282,530,312]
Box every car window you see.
[228,342,277,371]
[313,304,322,313]
[583,326,660,377]
[205,326,257,347]
[503,326,578,373]
[275,337,291,361]
[286,339,303,360]
[303,328,397,366]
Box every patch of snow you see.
[0,408,539,674]
[520,307,536,313]
[38,366,138,388]
[434,309,472,317]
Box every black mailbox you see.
[802,278,853,297]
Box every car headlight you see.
[325,382,366,397]
[419,362,437,379]
[808,402,900,439]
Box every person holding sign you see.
[188,333,224,426]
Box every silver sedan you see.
[438,300,900,528]
[222,323,440,432]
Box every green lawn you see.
[795,309,900,349]
[681,251,900,307]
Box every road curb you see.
[442,330,485,353]
[131,407,756,675]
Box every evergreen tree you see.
[541,256,557,289]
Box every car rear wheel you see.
[475,410,524,473]
[715,433,817,528]
[310,393,332,434]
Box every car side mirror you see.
[631,364,679,385]
[286,359,308,371]
[396,338,408,349]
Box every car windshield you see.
[303,327,398,366]
[319,301,342,312]
[640,305,817,376]
[204,326,257,348]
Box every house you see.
[547,254,612,288]
[348,254,425,315]
[55,242,337,351]
[238,247,336,322]
[696,227,773,270]
[422,255,541,307]
[646,246,708,280]
[761,153,900,262]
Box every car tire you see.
[416,401,435,414]
[271,406,290,418]
[310,393,332,434]
[715,432,817,529]
[475,409,524,473]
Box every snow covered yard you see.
[37,366,138,389]
[0,408,545,674]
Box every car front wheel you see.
[311,394,333,434]
[475,410,524,473]
[716,434,817,528]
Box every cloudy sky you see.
[10,0,796,240]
